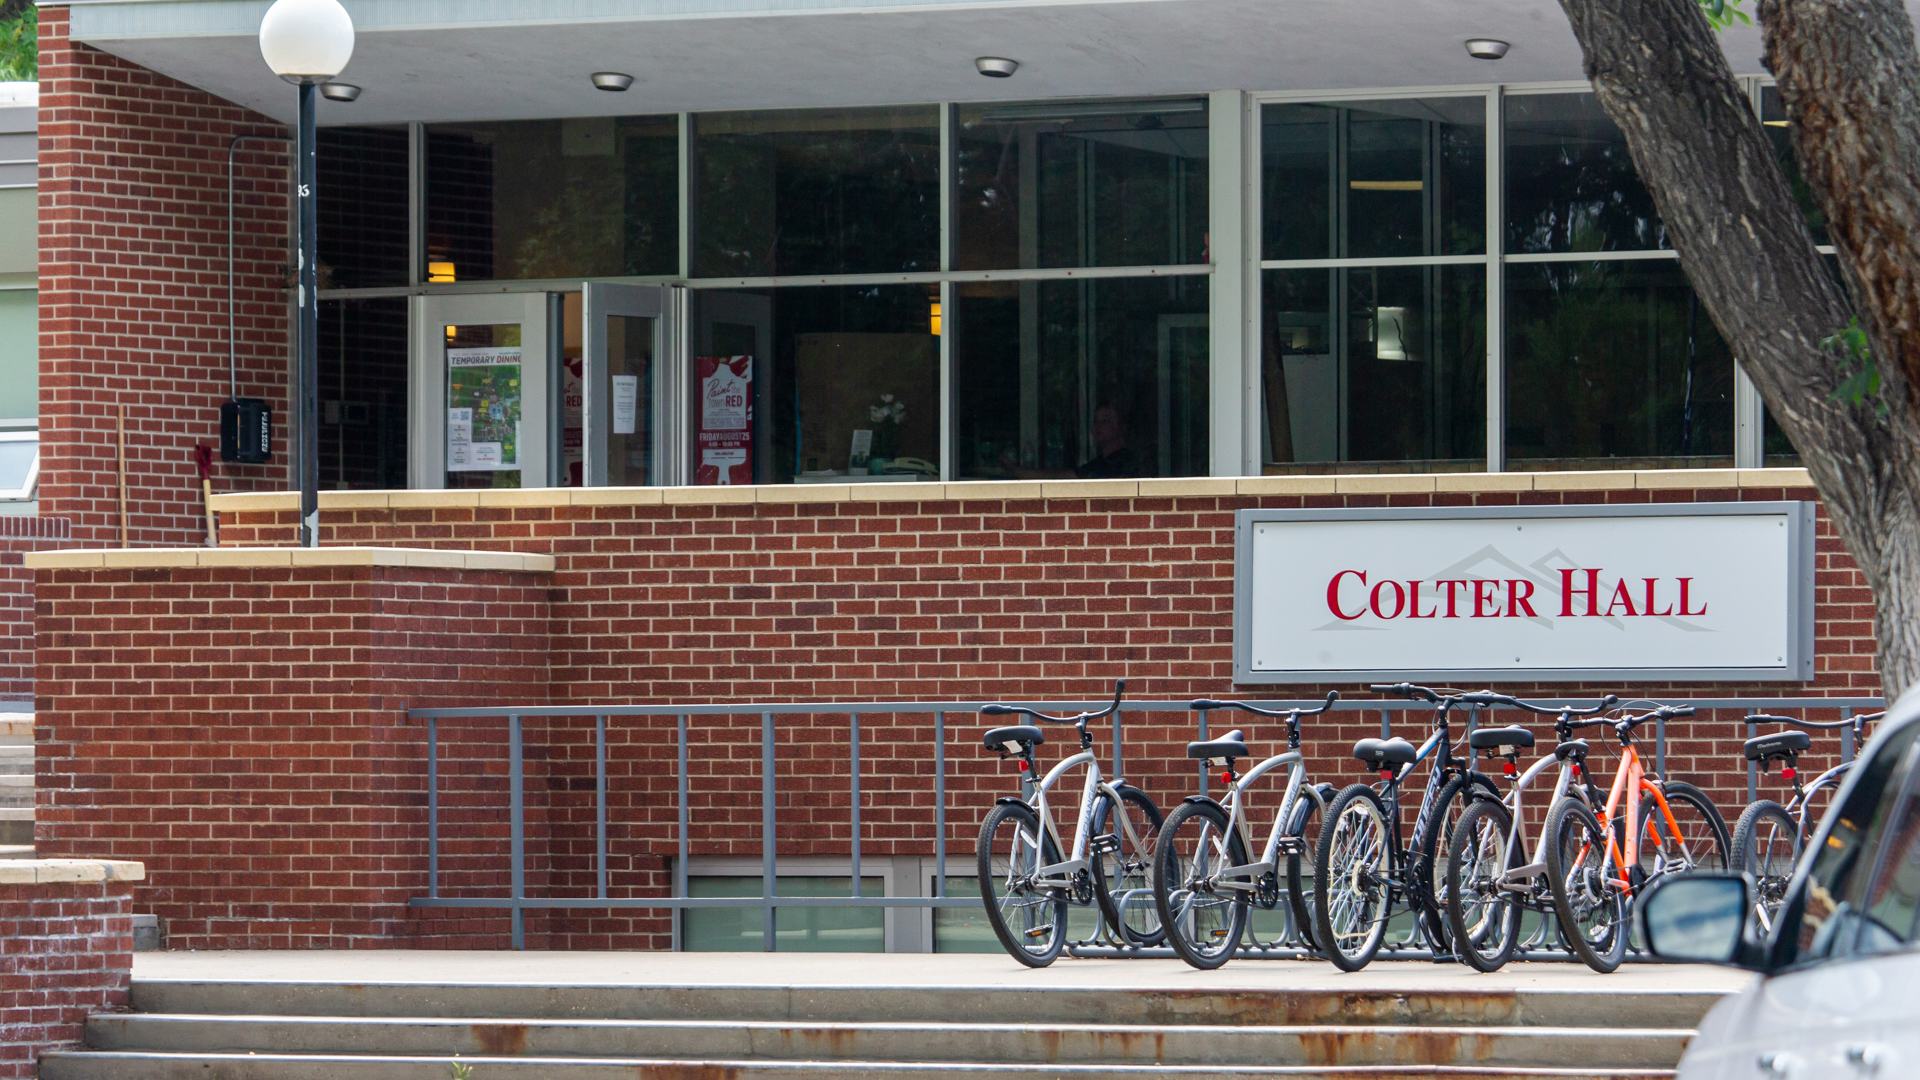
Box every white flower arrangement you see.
[869,394,906,426]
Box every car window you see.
[1777,721,1920,968]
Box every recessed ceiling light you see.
[319,82,361,101]
[1465,39,1510,59]
[976,57,1019,78]
[592,71,634,91]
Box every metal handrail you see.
[407,695,1884,950]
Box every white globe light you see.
[259,0,355,80]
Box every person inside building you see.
[1076,404,1139,479]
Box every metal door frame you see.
[410,291,554,489]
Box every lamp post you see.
[258,0,354,548]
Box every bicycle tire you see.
[1091,785,1166,947]
[1284,785,1327,952]
[1152,799,1250,970]
[1445,798,1520,973]
[1638,781,1731,880]
[1729,799,1800,936]
[1543,796,1629,973]
[1313,784,1393,972]
[977,801,1069,967]
[1412,773,1496,956]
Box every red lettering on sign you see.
[1604,579,1639,617]
[1473,579,1500,617]
[1507,579,1538,617]
[1370,580,1407,620]
[1678,577,1707,616]
[1559,568,1601,617]
[1327,570,1367,620]
[1642,578,1674,617]
[1407,580,1437,619]
[1438,580,1469,618]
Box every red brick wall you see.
[0,518,72,702]
[38,8,292,548]
[0,878,133,1078]
[34,564,551,949]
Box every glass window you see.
[425,116,678,283]
[692,284,939,484]
[1505,259,1733,469]
[955,99,1208,271]
[319,298,409,490]
[694,107,939,278]
[1506,93,1667,254]
[953,274,1208,480]
[0,288,34,419]
[682,875,883,951]
[1260,266,1485,470]
[444,322,525,489]
[933,876,1098,952]
[1783,723,1920,968]
[1763,408,1800,466]
[1760,86,1828,246]
[317,126,410,289]
[1263,97,1485,261]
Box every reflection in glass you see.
[1263,97,1485,261]
[1505,260,1733,468]
[1763,408,1800,466]
[318,297,409,490]
[954,99,1208,271]
[683,876,884,951]
[693,284,939,484]
[694,107,940,278]
[318,127,410,289]
[444,323,525,489]
[604,315,654,486]
[954,275,1208,480]
[425,116,678,282]
[1261,267,1484,470]
[1761,86,1829,246]
[1505,93,1666,254]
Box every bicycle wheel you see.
[1284,785,1326,952]
[1445,799,1520,973]
[1729,799,1800,936]
[1091,785,1166,947]
[1543,796,1629,973]
[977,801,1069,967]
[1638,781,1731,880]
[1413,773,1495,956]
[1313,784,1393,972]
[1152,799,1250,969]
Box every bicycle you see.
[1151,691,1339,969]
[1311,683,1504,971]
[1728,709,1884,935]
[1542,703,1730,973]
[1440,692,1620,972]
[975,680,1165,967]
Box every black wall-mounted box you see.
[219,399,272,464]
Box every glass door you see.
[411,292,553,489]
[581,283,674,487]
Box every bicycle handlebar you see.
[981,680,1127,726]
[1369,682,1440,702]
[1368,683,1616,717]
[1189,690,1339,719]
[1743,711,1884,731]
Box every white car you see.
[1641,690,1920,1079]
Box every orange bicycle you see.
[1542,703,1729,972]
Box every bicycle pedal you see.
[1277,837,1304,856]
[1089,834,1121,855]
[1429,952,1459,964]
[1024,926,1051,938]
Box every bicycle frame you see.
[1596,740,1684,892]
[1207,750,1312,893]
[1492,747,1588,893]
[1024,749,1147,893]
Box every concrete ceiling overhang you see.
[64,0,1781,125]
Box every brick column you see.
[0,860,143,1079]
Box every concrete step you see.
[81,1014,1696,1070]
[37,1051,1676,1080]
[0,773,33,805]
[0,745,32,774]
[0,807,31,845]
[127,981,1727,1031]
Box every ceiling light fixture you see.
[1465,39,1510,60]
[319,81,361,101]
[975,57,1019,78]
[592,71,634,91]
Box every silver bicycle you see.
[975,681,1164,967]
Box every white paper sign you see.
[612,375,638,435]
[1234,504,1813,683]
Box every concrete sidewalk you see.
[134,950,1753,994]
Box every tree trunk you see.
[1555,0,1920,696]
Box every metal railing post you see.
[675,713,689,951]
[1747,717,1759,805]
[427,717,438,899]
[596,715,608,900]
[1112,704,1123,781]
[1843,706,1856,764]
[1656,713,1667,781]
[934,711,946,899]
[510,713,524,951]
[850,713,861,900]
[763,711,776,952]
[1381,709,1391,739]
[1196,708,1209,796]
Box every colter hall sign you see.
[1232,503,1816,683]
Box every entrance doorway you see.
[411,292,553,489]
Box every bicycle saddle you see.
[1744,729,1811,761]
[1187,729,1252,761]
[1352,737,1417,768]
[1469,726,1535,751]
[984,725,1044,752]
[1553,738,1589,761]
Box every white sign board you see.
[1234,503,1815,683]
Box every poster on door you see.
[561,355,584,486]
[447,348,522,472]
[696,355,752,485]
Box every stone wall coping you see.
[206,468,1814,513]
[23,546,557,573]
[0,860,145,885]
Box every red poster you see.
[695,355,753,485]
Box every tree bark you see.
[1555,0,1920,695]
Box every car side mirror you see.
[1640,872,1765,969]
